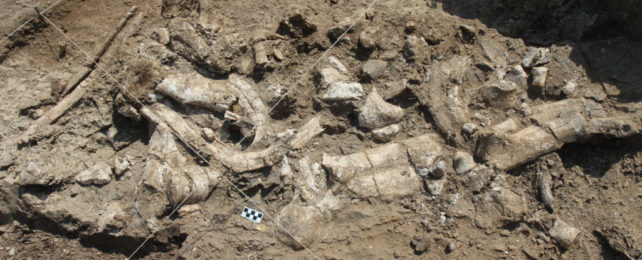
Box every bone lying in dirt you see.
[141,103,323,173]
[156,73,268,144]
[61,6,138,95]
[420,56,473,147]
[537,169,554,212]
[478,98,641,171]
[19,79,89,144]
[156,73,237,113]
[143,123,220,208]
[322,134,450,198]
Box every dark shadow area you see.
[557,135,642,178]
[593,230,630,260]
[440,0,642,102]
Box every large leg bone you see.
[141,103,323,173]
[322,134,448,198]
[478,98,641,170]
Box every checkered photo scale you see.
[241,207,264,223]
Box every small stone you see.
[114,155,133,176]
[326,17,352,43]
[254,43,269,65]
[426,178,446,195]
[153,28,170,46]
[430,160,448,179]
[178,204,201,216]
[562,81,577,96]
[75,162,112,186]
[504,64,528,88]
[467,166,494,193]
[500,229,510,237]
[8,247,15,256]
[531,67,548,88]
[403,35,428,61]
[237,56,254,75]
[372,124,401,142]
[454,151,475,174]
[462,123,477,135]
[522,48,551,68]
[405,21,417,33]
[359,27,378,50]
[202,127,217,142]
[273,49,284,61]
[447,243,456,253]
[321,82,363,102]
[547,218,581,249]
[58,42,67,59]
[394,249,401,258]
[482,80,518,108]
[360,59,387,81]
[328,56,348,73]
[318,67,348,88]
[411,236,429,254]
[458,25,476,44]
[358,91,405,129]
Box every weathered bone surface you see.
[548,218,581,249]
[321,82,364,102]
[372,123,401,142]
[358,91,405,129]
[322,134,449,198]
[477,98,640,170]
[537,169,554,212]
[156,73,236,113]
[420,56,472,146]
[289,116,324,150]
[141,103,323,173]
[156,73,268,145]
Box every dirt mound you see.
[0,0,640,259]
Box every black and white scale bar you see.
[241,206,264,223]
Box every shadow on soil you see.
[439,0,642,102]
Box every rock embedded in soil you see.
[522,47,551,68]
[75,162,112,186]
[359,27,378,50]
[326,17,352,43]
[481,79,519,108]
[562,80,577,96]
[276,203,325,250]
[318,67,348,88]
[547,218,581,249]
[114,155,133,176]
[358,91,405,129]
[328,56,348,73]
[454,151,475,175]
[457,25,476,44]
[411,236,429,254]
[360,59,387,81]
[253,42,269,65]
[372,123,401,142]
[201,127,217,142]
[531,67,549,88]
[321,82,364,102]
[403,35,428,61]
